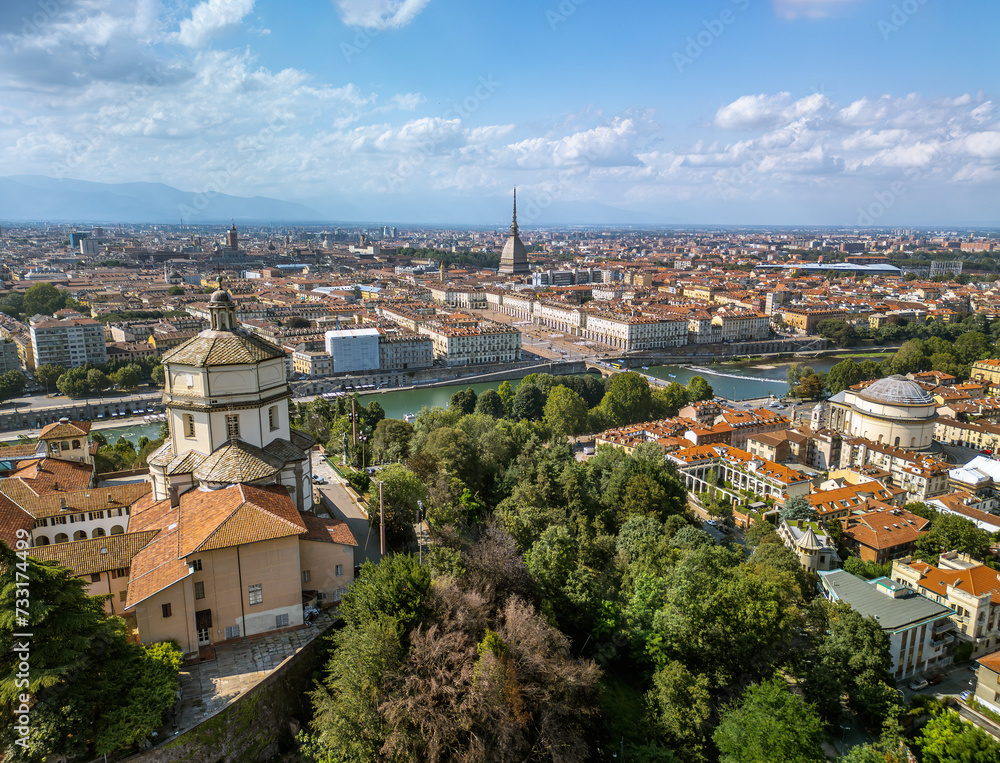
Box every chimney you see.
[59,417,69,424]
[169,486,180,509]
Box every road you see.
[311,455,383,569]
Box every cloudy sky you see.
[0,0,997,226]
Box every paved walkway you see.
[172,609,338,733]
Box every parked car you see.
[960,690,972,702]
[929,674,944,685]
[908,678,929,692]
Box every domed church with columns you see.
[147,283,316,509]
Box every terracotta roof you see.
[809,482,904,517]
[159,328,285,366]
[0,492,33,549]
[978,650,1000,674]
[0,443,43,460]
[911,563,1000,605]
[841,507,929,550]
[37,420,92,440]
[1,458,93,496]
[13,482,150,520]
[125,524,188,609]
[29,531,158,576]
[177,483,305,556]
[299,512,358,546]
[193,439,285,483]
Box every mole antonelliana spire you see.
[499,187,529,275]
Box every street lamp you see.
[417,500,425,564]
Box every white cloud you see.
[772,0,865,20]
[332,0,431,29]
[176,0,255,48]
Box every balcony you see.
[934,620,957,637]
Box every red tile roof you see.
[299,512,358,546]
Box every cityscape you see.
[2,1,1000,763]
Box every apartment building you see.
[378,333,434,370]
[418,320,521,366]
[818,571,956,680]
[893,552,1000,656]
[581,313,687,350]
[30,316,108,369]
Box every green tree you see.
[512,382,546,421]
[449,387,478,415]
[543,385,588,439]
[371,418,414,464]
[917,709,1000,763]
[686,375,714,402]
[111,364,142,390]
[339,554,430,632]
[600,372,653,426]
[86,368,111,394]
[787,363,815,386]
[915,513,993,562]
[780,494,815,522]
[890,339,930,375]
[646,661,712,761]
[150,364,165,386]
[953,331,992,364]
[0,371,26,402]
[166,285,185,296]
[373,464,427,544]
[284,315,310,328]
[0,545,182,760]
[651,382,689,418]
[795,373,825,400]
[497,380,515,418]
[23,283,69,317]
[473,388,505,418]
[713,676,826,763]
[34,364,64,393]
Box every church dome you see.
[209,289,232,303]
[857,375,934,406]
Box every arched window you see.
[93,527,106,537]
[73,530,87,541]
[110,525,124,535]
[35,536,49,546]
[55,533,68,544]
[894,437,900,447]
[72,440,81,449]
[61,441,70,451]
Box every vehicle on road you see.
[929,674,944,685]
[960,690,972,702]
[706,519,717,526]
[908,678,929,692]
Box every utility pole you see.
[379,480,386,558]
[351,396,358,446]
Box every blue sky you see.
[0,0,998,225]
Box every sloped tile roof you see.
[125,525,188,609]
[911,563,1000,605]
[840,507,929,550]
[15,483,150,520]
[29,531,158,575]
[193,439,284,483]
[38,420,92,440]
[159,329,285,367]
[1,458,93,496]
[147,440,174,467]
[299,511,358,546]
[0,493,33,549]
[178,483,305,556]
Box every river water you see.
[358,355,890,420]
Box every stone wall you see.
[126,629,328,763]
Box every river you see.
[358,355,891,420]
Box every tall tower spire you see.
[511,187,518,236]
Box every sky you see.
[0,0,998,226]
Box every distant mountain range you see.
[0,174,656,227]
[0,175,327,224]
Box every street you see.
[311,454,383,569]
